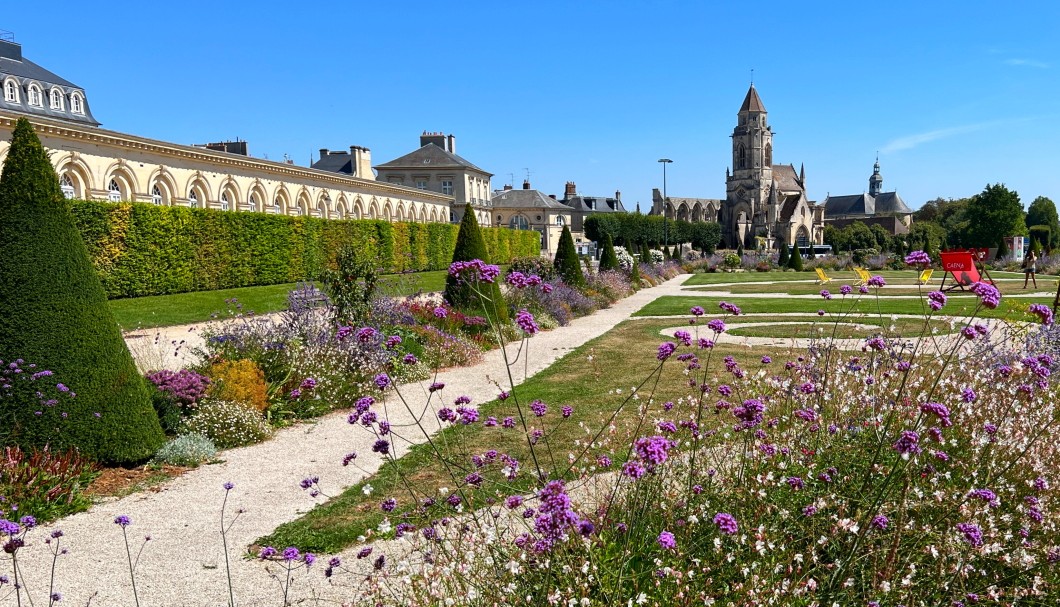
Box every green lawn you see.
[726,315,956,339]
[692,279,1057,297]
[109,270,450,330]
[634,293,1042,322]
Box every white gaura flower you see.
[377,518,392,534]
[362,484,373,496]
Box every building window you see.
[273,198,282,214]
[27,84,42,107]
[108,179,121,202]
[70,93,84,115]
[151,186,163,205]
[50,88,64,110]
[509,215,530,230]
[249,194,258,212]
[188,191,199,208]
[442,180,454,196]
[221,193,230,211]
[4,79,18,103]
[59,175,75,199]
[556,215,566,226]
[415,179,428,190]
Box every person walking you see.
[1023,250,1038,288]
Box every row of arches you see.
[53,156,449,223]
[666,200,722,223]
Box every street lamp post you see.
[658,158,673,251]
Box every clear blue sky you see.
[5,1,1059,210]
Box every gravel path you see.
[5,275,692,607]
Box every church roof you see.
[739,84,766,113]
[492,188,569,210]
[824,192,912,217]
[771,164,803,193]
[872,192,912,214]
[779,193,804,223]
[375,143,491,175]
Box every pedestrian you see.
[1023,250,1038,289]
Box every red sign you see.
[940,251,975,272]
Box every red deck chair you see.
[939,251,985,291]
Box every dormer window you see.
[3,79,18,103]
[27,84,42,107]
[50,88,64,110]
[70,92,84,115]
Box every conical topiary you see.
[444,204,508,322]
[553,226,585,287]
[0,118,165,463]
[640,242,652,264]
[629,257,641,288]
[788,242,804,271]
[598,233,620,272]
[777,239,790,267]
[996,237,1009,261]
[736,241,744,256]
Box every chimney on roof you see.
[503,184,513,191]
[319,148,329,159]
[522,179,531,190]
[350,145,373,180]
[0,35,21,62]
[615,190,621,201]
[564,181,577,199]
[549,194,557,200]
[447,134,456,154]
[420,131,449,150]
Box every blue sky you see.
[5,1,1058,210]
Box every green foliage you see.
[598,233,620,272]
[553,226,584,287]
[151,433,218,467]
[182,399,272,449]
[639,242,651,264]
[787,243,804,271]
[869,224,892,251]
[996,236,1010,260]
[736,241,744,256]
[318,246,378,326]
[508,256,556,281]
[777,238,790,266]
[444,204,508,322]
[1026,196,1059,249]
[66,200,537,299]
[584,213,721,253]
[965,183,1026,248]
[0,118,165,463]
[907,222,947,259]
[629,258,641,287]
[0,445,97,522]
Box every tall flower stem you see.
[221,488,236,607]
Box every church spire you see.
[869,155,883,197]
[739,83,767,114]
[799,162,805,185]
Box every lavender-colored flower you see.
[859,284,869,294]
[342,452,357,466]
[892,430,921,455]
[113,515,131,528]
[927,290,947,311]
[356,547,372,559]
[622,460,646,479]
[372,439,390,454]
[634,435,674,467]
[713,512,738,535]
[381,498,397,512]
[871,515,889,530]
[657,530,676,550]
[968,489,1000,508]
[530,400,548,417]
[905,250,931,266]
[673,330,692,346]
[506,495,524,509]
[657,342,677,360]
[919,402,952,427]
[761,355,772,364]
[690,306,705,316]
[733,398,765,429]
[259,546,277,558]
[961,326,977,340]
[707,319,726,334]
[561,405,573,418]
[820,289,832,300]
[50,592,62,602]
[402,353,418,365]
[373,373,391,390]
[428,381,445,392]
[802,505,818,517]
[1029,303,1054,325]
[385,335,402,349]
[515,309,540,335]
[956,522,984,547]
[457,406,479,424]
[502,416,516,428]
[970,281,1001,309]
[867,275,886,288]
[597,455,612,467]
[0,520,18,535]
[299,476,319,490]
[786,476,804,490]
[719,301,742,315]
[432,306,448,319]
[18,516,35,529]
[223,481,234,491]
[961,387,977,403]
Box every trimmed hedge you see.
[67,200,539,298]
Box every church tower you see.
[725,84,774,246]
[869,156,883,197]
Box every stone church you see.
[654,84,824,250]
[721,84,824,249]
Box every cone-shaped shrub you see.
[640,242,651,264]
[736,241,744,256]
[777,239,790,267]
[444,204,508,322]
[788,242,804,271]
[0,118,164,463]
[598,233,620,272]
[553,226,584,287]
[629,258,641,288]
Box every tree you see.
[629,256,641,287]
[736,241,744,256]
[598,233,620,272]
[444,204,508,322]
[787,242,804,271]
[1026,196,1059,250]
[0,118,165,463]
[964,184,1026,248]
[869,224,892,252]
[845,222,878,251]
[640,242,652,264]
[777,238,790,267]
[553,226,584,287]
[996,236,1009,260]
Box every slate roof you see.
[872,192,912,214]
[375,143,491,175]
[739,84,766,113]
[563,195,627,214]
[492,188,569,210]
[0,43,100,126]
[824,192,912,217]
[311,153,354,175]
[771,164,804,193]
[779,193,803,223]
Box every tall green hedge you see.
[67,200,539,298]
[0,119,164,463]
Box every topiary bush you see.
[553,226,585,288]
[788,243,804,271]
[444,204,508,323]
[182,398,272,449]
[0,118,165,463]
[598,233,619,272]
[151,433,218,467]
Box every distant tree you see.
[965,184,1026,248]
[777,237,790,267]
[996,236,1009,260]
[690,222,722,253]
[1030,226,1051,253]
[823,225,846,253]
[908,222,947,258]
[640,242,652,264]
[553,226,585,287]
[444,204,508,322]
[870,224,892,252]
[845,222,877,251]
[787,242,804,271]
[1026,196,1059,250]
[598,233,620,272]
[0,118,165,463]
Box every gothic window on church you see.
[737,145,746,170]
[764,144,772,166]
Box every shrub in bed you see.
[150,433,218,467]
[182,398,271,449]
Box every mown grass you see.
[109,270,450,330]
[726,315,956,339]
[258,319,781,553]
[634,293,1042,322]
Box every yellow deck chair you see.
[853,267,869,286]
[917,268,934,285]
[814,267,832,285]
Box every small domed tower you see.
[869,156,883,197]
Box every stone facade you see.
[491,181,571,256]
[822,159,913,235]
[374,132,493,226]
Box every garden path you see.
[9,275,694,607]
